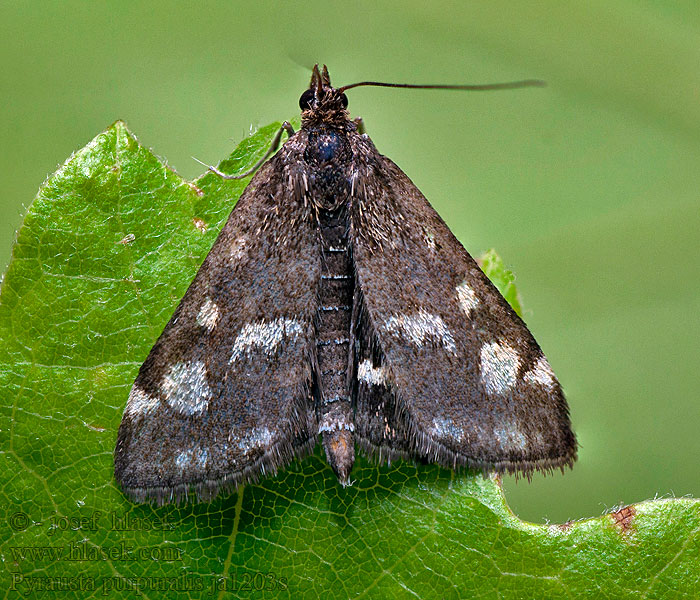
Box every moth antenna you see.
[338,79,546,93]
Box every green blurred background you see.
[1,1,698,524]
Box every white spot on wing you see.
[431,417,464,441]
[456,280,480,317]
[125,386,159,418]
[480,341,520,395]
[523,356,556,390]
[196,297,220,331]
[161,360,211,415]
[175,449,192,472]
[233,426,273,451]
[494,423,528,451]
[231,236,247,260]
[381,309,457,354]
[196,447,209,469]
[230,318,304,362]
[174,446,209,472]
[357,359,386,386]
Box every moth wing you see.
[350,146,576,475]
[115,151,321,503]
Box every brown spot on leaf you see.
[558,520,574,532]
[188,182,204,196]
[611,505,636,534]
[117,233,135,245]
[193,218,208,233]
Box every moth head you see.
[299,64,349,121]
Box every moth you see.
[114,65,576,504]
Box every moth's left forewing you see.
[349,137,576,475]
[115,149,322,504]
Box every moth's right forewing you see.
[349,140,576,476]
[114,149,322,504]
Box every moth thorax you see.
[303,127,353,209]
[305,129,351,164]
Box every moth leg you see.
[194,121,296,179]
[353,117,365,135]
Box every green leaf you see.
[1,122,698,599]
[479,248,524,318]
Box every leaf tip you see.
[478,249,524,317]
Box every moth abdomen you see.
[315,204,356,484]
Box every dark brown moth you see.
[114,65,576,504]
